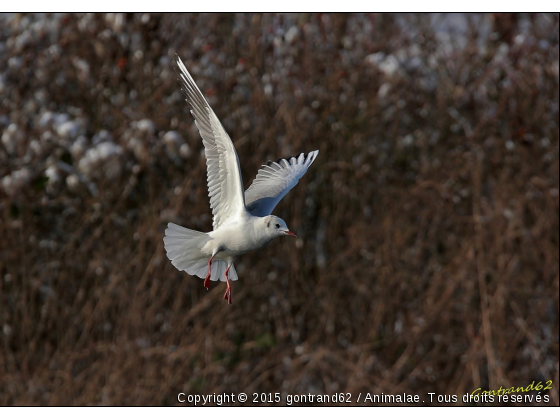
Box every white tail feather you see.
[163,223,238,281]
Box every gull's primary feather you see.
[175,57,248,230]
[245,151,319,217]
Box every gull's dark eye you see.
[275,223,280,228]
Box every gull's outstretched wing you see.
[245,151,319,217]
[175,55,247,229]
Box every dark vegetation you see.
[0,13,558,405]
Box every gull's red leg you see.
[223,266,232,305]
[204,256,214,290]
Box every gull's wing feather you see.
[245,151,319,217]
[175,55,246,229]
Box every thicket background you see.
[0,13,558,405]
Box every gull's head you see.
[264,215,297,238]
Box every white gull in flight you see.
[164,55,318,304]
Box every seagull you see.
[164,55,318,304]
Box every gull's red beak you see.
[285,230,297,238]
